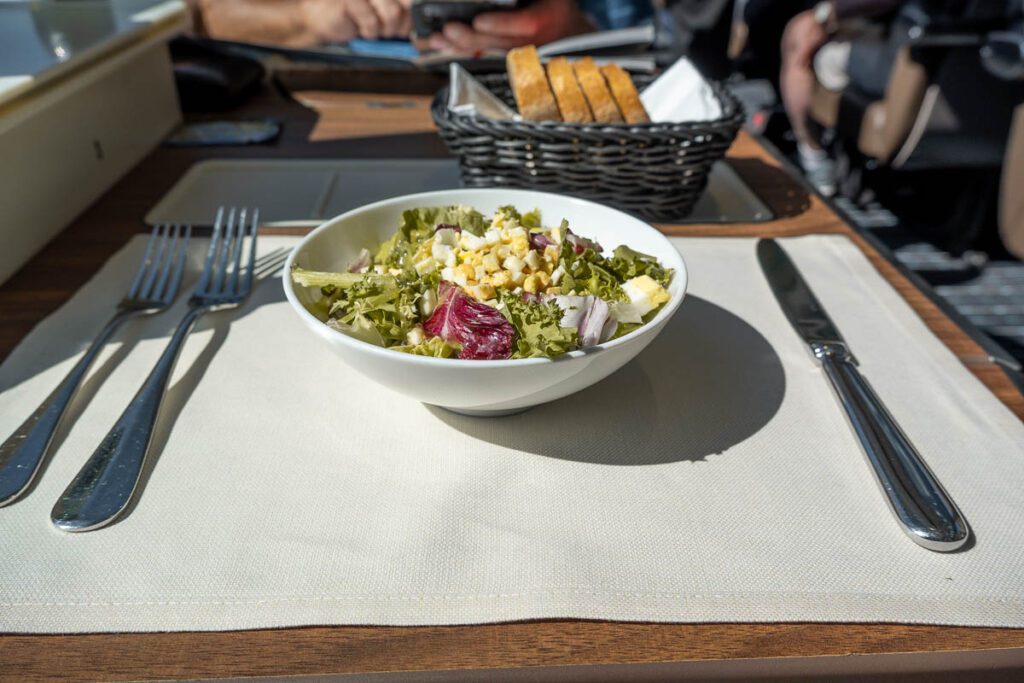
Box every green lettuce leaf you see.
[374,231,403,267]
[391,336,461,358]
[497,205,521,223]
[497,205,542,229]
[290,267,375,290]
[608,245,674,287]
[402,205,487,239]
[499,291,577,359]
[609,303,666,341]
[326,315,386,346]
[558,241,626,301]
[292,267,435,347]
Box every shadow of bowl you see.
[429,296,786,466]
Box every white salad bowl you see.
[283,188,687,416]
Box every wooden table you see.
[2,77,1023,681]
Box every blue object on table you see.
[346,39,420,59]
[580,0,655,30]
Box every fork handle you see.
[51,305,207,531]
[0,310,138,507]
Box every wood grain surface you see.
[1,81,1022,681]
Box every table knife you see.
[756,239,969,552]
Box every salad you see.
[291,205,673,360]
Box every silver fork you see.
[0,224,191,507]
[51,207,259,532]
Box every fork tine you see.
[153,224,188,303]
[148,225,178,302]
[127,225,164,300]
[138,225,172,300]
[211,207,238,295]
[195,207,226,294]
[225,207,248,296]
[165,225,191,303]
[240,209,260,296]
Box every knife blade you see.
[757,239,969,552]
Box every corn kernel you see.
[491,271,512,288]
[545,286,562,295]
[523,274,541,293]
[544,245,560,264]
[534,270,551,287]
[458,263,476,281]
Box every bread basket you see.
[431,73,744,221]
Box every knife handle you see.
[814,343,969,552]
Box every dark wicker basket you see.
[432,73,744,221]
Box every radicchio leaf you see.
[424,283,515,360]
[565,230,603,255]
[435,223,462,233]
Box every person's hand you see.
[304,0,412,43]
[417,0,595,53]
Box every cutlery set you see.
[0,207,261,531]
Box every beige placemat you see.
[1,234,1023,633]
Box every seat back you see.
[856,46,930,163]
[887,43,1024,168]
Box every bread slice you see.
[572,58,623,124]
[545,56,593,124]
[506,46,561,121]
[600,64,650,124]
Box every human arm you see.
[192,0,410,48]
[417,0,595,53]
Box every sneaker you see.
[798,144,837,197]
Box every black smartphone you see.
[411,0,522,38]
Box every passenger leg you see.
[780,9,836,195]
